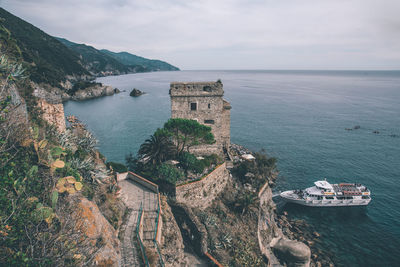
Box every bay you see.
[64,70,400,266]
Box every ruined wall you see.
[170,81,231,156]
[175,163,230,209]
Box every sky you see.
[1,0,399,70]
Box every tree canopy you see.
[163,118,215,155]
[138,128,174,165]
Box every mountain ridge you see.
[57,37,180,76]
[0,7,179,90]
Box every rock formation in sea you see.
[129,88,144,97]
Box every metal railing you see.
[136,203,149,267]
[153,190,165,267]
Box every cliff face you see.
[258,186,311,267]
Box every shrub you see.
[179,152,204,174]
[157,163,184,185]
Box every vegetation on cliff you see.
[0,22,124,266]
[57,38,180,74]
[101,49,179,72]
[126,118,220,187]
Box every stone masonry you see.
[175,163,230,209]
[169,81,231,156]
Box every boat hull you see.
[280,190,371,207]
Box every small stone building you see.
[169,81,231,156]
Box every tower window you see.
[208,103,211,109]
[190,103,197,111]
[203,86,212,92]
[204,119,214,124]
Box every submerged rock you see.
[130,88,144,97]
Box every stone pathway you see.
[119,178,159,267]
[120,209,142,267]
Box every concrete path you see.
[119,179,159,267]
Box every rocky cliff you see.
[0,68,125,265]
[258,186,311,267]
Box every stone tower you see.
[169,81,231,156]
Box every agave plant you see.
[69,157,94,172]
[218,233,233,249]
[78,131,97,152]
[57,129,77,150]
[0,55,27,82]
[199,212,217,227]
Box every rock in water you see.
[130,88,144,97]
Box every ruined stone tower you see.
[169,81,231,156]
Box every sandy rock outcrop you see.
[72,196,121,266]
[37,99,66,132]
[32,83,66,132]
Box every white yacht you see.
[280,180,371,207]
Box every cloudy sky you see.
[1,0,399,70]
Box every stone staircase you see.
[142,211,158,240]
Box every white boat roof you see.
[314,180,333,190]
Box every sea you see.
[64,70,400,267]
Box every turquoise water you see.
[64,70,400,266]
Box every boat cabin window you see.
[325,196,334,199]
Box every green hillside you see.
[58,37,180,73]
[101,49,180,71]
[0,7,179,89]
[0,8,88,87]
[56,37,131,75]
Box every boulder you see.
[130,88,144,97]
[270,237,311,267]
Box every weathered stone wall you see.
[175,163,230,209]
[170,81,231,156]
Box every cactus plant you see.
[74,182,83,191]
[51,159,65,169]
[38,139,48,149]
[56,176,82,194]
[51,191,58,209]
